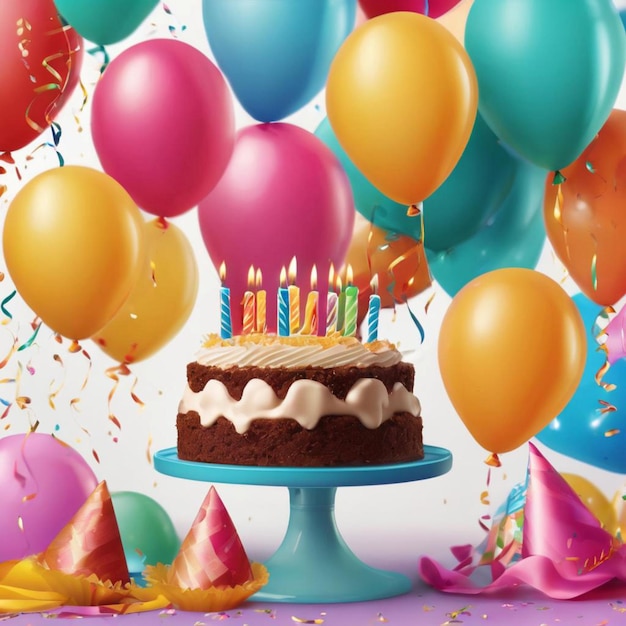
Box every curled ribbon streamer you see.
[402,296,425,344]
[1,291,17,320]
[17,322,41,352]
[48,354,66,410]
[87,45,110,73]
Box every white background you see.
[1,0,625,567]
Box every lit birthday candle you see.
[343,264,358,337]
[326,263,338,336]
[255,268,266,334]
[242,265,256,335]
[336,273,345,334]
[277,266,289,337]
[288,256,300,335]
[366,274,381,343]
[301,265,319,335]
[219,261,232,340]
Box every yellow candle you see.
[255,268,266,334]
[288,256,299,335]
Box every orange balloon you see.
[3,166,145,340]
[344,214,431,323]
[438,268,586,454]
[544,109,626,306]
[561,473,617,534]
[326,11,478,206]
[93,218,199,363]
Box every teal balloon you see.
[465,0,626,171]
[314,117,420,240]
[203,0,356,122]
[54,0,159,45]
[111,491,180,577]
[423,113,519,252]
[428,159,546,297]
[535,293,626,474]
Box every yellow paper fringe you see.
[139,562,269,612]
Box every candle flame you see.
[280,266,287,289]
[219,261,226,283]
[370,274,379,294]
[328,263,335,288]
[247,265,255,289]
[346,264,354,286]
[288,256,297,285]
[336,274,343,292]
[255,268,263,289]
[310,265,318,291]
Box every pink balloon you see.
[91,39,235,218]
[0,433,98,561]
[358,0,462,19]
[198,123,355,335]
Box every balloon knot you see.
[407,204,421,217]
[484,452,501,468]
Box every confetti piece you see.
[604,429,620,437]
[598,400,617,414]
[376,613,389,623]
[480,491,490,506]
[1,290,16,319]
[291,617,324,624]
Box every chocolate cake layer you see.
[177,412,424,467]
[186,361,415,400]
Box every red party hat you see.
[39,481,130,585]
[168,486,253,589]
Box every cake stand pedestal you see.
[154,445,452,604]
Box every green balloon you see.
[465,0,626,171]
[428,159,547,297]
[111,491,180,574]
[54,0,159,45]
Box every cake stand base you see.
[254,487,410,603]
[154,446,452,604]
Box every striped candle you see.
[366,275,381,343]
[288,257,300,335]
[301,265,318,335]
[242,266,256,335]
[218,262,232,340]
[255,268,266,334]
[326,291,338,335]
[278,266,290,336]
[343,284,359,337]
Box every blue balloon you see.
[466,0,626,171]
[203,0,356,122]
[427,159,546,297]
[535,293,626,474]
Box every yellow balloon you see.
[326,11,478,206]
[438,269,586,454]
[93,218,198,363]
[562,473,617,534]
[3,166,144,339]
[612,486,626,539]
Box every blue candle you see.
[218,262,232,340]
[278,266,290,336]
[365,274,381,343]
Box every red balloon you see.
[0,0,83,152]
[359,0,462,19]
[198,123,355,335]
[91,39,235,218]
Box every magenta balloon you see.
[198,123,355,335]
[358,0,461,19]
[0,433,98,561]
[91,39,235,218]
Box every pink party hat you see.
[168,486,253,589]
[39,481,130,585]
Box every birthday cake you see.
[176,334,424,467]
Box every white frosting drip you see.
[179,378,421,433]
[195,338,402,368]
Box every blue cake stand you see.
[154,445,452,604]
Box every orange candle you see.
[242,265,256,335]
[301,265,319,335]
